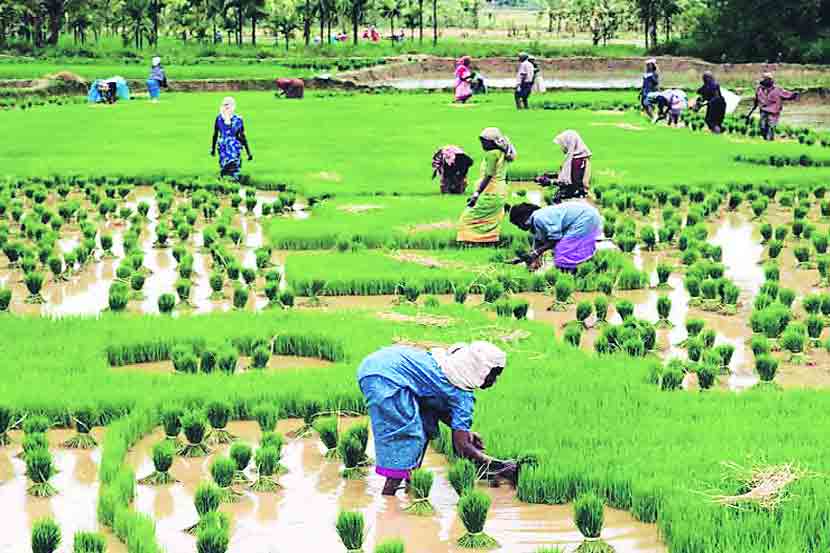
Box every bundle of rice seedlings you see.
[279,288,295,308]
[211,457,242,502]
[563,322,582,348]
[660,362,684,391]
[494,298,512,318]
[686,337,703,362]
[575,300,592,328]
[314,417,339,458]
[640,226,656,250]
[596,275,614,296]
[230,442,253,483]
[457,489,498,549]
[454,284,469,305]
[615,300,634,321]
[713,344,735,372]
[175,278,193,307]
[374,540,405,553]
[780,327,807,364]
[242,267,257,289]
[803,293,822,315]
[0,405,13,445]
[760,223,773,243]
[160,406,182,445]
[26,448,58,497]
[448,458,477,497]
[24,271,45,303]
[196,522,230,553]
[755,355,779,382]
[31,517,61,553]
[63,406,97,448]
[21,432,49,461]
[573,493,613,552]
[700,328,716,349]
[207,401,235,444]
[655,294,672,328]
[108,282,129,312]
[264,282,279,306]
[186,483,222,534]
[217,345,238,374]
[774,225,788,241]
[246,343,271,369]
[655,263,672,289]
[251,446,282,492]
[253,403,279,432]
[697,362,718,390]
[209,272,225,300]
[0,287,11,312]
[138,441,178,485]
[336,510,366,553]
[549,277,574,311]
[404,468,435,515]
[512,298,530,320]
[807,315,824,346]
[158,293,176,314]
[199,348,217,373]
[180,411,211,457]
[778,288,796,309]
[73,531,106,553]
[24,415,50,435]
[339,435,367,479]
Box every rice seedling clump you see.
[574,492,614,553]
[31,517,61,553]
[404,468,435,516]
[63,406,97,448]
[336,510,365,553]
[314,416,339,458]
[180,411,211,457]
[73,531,106,553]
[138,440,178,485]
[457,489,498,549]
[449,458,478,497]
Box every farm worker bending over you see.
[535,130,592,203]
[357,342,517,495]
[515,52,535,110]
[508,200,602,272]
[146,56,167,103]
[211,96,253,181]
[457,127,517,243]
[746,72,799,141]
[276,78,305,99]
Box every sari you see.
[455,64,473,102]
[457,149,508,243]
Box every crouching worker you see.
[535,130,592,203]
[432,145,474,194]
[508,200,602,272]
[276,78,305,99]
[358,342,517,496]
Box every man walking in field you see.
[515,52,535,110]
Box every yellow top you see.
[480,149,507,196]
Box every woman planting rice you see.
[357,341,516,496]
[454,56,474,104]
[457,128,516,244]
[693,72,727,133]
[537,130,592,203]
[146,57,167,103]
[210,97,253,181]
[508,201,602,272]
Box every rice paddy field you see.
[5,85,830,553]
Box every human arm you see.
[452,430,517,481]
[237,120,253,160]
[781,88,799,101]
[467,175,492,207]
[210,119,218,156]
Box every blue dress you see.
[214,114,246,178]
[357,346,475,479]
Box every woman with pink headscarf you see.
[454,56,474,103]
[358,341,517,496]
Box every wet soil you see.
[128,420,664,553]
[0,428,125,553]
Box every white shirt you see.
[517,60,535,85]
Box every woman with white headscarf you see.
[146,56,167,103]
[211,96,253,180]
[552,130,591,201]
[457,127,517,243]
[358,341,516,495]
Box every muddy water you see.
[0,428,125,553]
[113,355,334,374]
[128,420,663,553]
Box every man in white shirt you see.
[515,52,535,110]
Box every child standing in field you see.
[146,57,167,103]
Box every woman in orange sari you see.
[456,128,516,243]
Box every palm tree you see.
[245,0,266,45]
[266,0,299,50]
[120,0,151,48]
[379,0,401,35]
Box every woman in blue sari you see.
[211,97,253,180]
[358,341,516,495]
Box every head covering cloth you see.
[152,56,161,66]
[220,96,236,124]
[431,341,506,391]
[480,127,517,162]
[554,130,592,185]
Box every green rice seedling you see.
[160,406,182,444]
[200,348,217,373]
[656,295,672,328]
[617,268,646,290]
[563,323,582,348]
[242,267,257,288]
[714,344,735,372]
[253,403,279,432]
[0,405,11,445]
[107,282,129,312]
[342,422,370,465]
[173,349,198,374]
[778,288,796,308]
[63,406,97,448]
[100,233,114,257]
[640,226,656,251]
[24,415,50,435]
[138,441,178,485]
[574,493,606,549]
[803,293,822,315]
[512,298,530,320]
[615,299,634,321]
[794,245,813,269]
[158,293,176,315]
[207,401,235,444]
[655,263,671,289]
[813,234,828,254]
[232,285,249,309]
[494,299,513,318]
[760,223,773,243]
[483,281,504,304]
[251,446,281,492]
[230,442,253,484]
[129,272,146,300]
[549,275,574,311]
[700,279,719,311]
[576,301,592,328]
[209,272,225,300]
[720,282,740,315]
[47,255,64,282]
[217,345,238,374]
[616,233,636,253]
[623,335,645,357]
[697,362,718,391]
[793,220,805,239]
[187,483,222,534]
[0,287,11,312]
[211,456,242,502]
[755,354,779,382]
[398,279,421,304]
[24,271,45,304]
[314,416,339,458]
[115,264,132,282]
[278,287,295,308]
[31,517,61,553]
[374,540,405,553]
[750,335,771,356]
[680,248,698,267]
[821,293,830,318]
[686,338,703,363]
[775,226,789,241]
[818,257,830,286]
[593,296,608,325]
[176,278,193,307]
[596,275,614,296]
[454,284,469,305]
[700,329,716,349]
[197,524,229,553]
[73,531,106,553]
[180,411,211,457]
[22,432,48,461]
[660,362,684,391]
[457,489,498,549]
[336,510,365,553]
[339,434,366,480]
[448,458,477,498]
[685,276,701,306]
[807,315,824,346]
[251,344,271,369]
[780,327,807,364]
[26,448,57,497]
[404,468,435,515]
[260,431,284,452]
